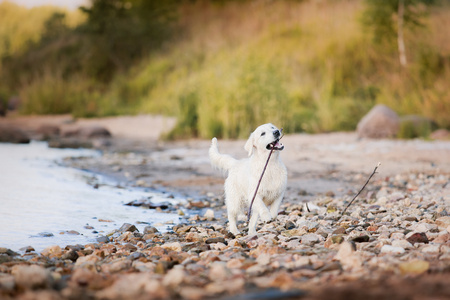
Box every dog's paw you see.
[229,229,240,236]
[248,230,257,236]
[260,211,272,223]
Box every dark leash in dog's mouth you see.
[248,128,284,223]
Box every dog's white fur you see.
[209,123,287,235]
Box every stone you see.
[0,124,30,143]
[204,209,215,220]
[433,232,449,244]
[399,260,429,275]
[185,232,203,242]
[303,202,320,212]
[252,271,295,291]
[143,226,159,234]
[163,267,185,287]
[415,223,437,233]
[179,286,208,300]
[430,129,450,140]
[285,221,296,230]
[436,216,450,228]
[161,242,182,252]
[226,258,243,269]
[19,246,35,253]
[331,235,345,244]
[0,274,15,292]
[301,233,323,246]
[41,245,62,258]
[74,254,100,268]
[406,232,429,245]
[0,247,19,256]
[441,245,450,254]
[66,230,80,235]
[97,236,110,243]
[133,261,156,272]
[118,223,138,233]
[48,138,93,149]
[36,124,60,139]
[350,235,370,243]
[283,228,306,237]
[246,263,267,276]
[205,237,227,244]
[367,225,378,232]
[96,273,167,299]
[391,239,413,249]
[380,245,405,254]
[334,242,362,270]
[63,125,112,138]
[102,259,132,273]
[332,227,346,235]
[208,262,231,281]
[256,253,271,266]
[211,242,227,250]
[70,268,107,289]
[421,245,440,254]
[11,265,53,289]
[356,104,400,138]
[61,249,79,262]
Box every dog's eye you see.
[261,132,266,136]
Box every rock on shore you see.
[357,104,400,138]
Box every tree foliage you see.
[77,0,177,80]
[362,0,434,44]
[1,0,178,89]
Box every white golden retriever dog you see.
[209,123,287,235]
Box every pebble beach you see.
[1,115,449,299]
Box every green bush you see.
[398,117,434,139]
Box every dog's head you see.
[244,123,284,156]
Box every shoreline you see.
[1,115,450,299]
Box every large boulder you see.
[0,124,30,143]
[357,104,400,139]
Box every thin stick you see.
[338,162,381,221]
[247,131,283,222]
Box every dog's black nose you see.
[273,130,280,138]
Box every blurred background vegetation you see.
[0,0,449,139]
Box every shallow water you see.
[0,141,182,252]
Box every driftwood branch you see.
[338,162,381,221]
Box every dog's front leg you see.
[248,194,271,235]
[269,194,284,219]
[248,211,259,236]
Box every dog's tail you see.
[209,137,237,173]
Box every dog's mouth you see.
[266,139,284,151]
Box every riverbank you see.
[0,115,449,299]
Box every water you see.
[0,141,182,252]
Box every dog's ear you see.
[244,132,256,156]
